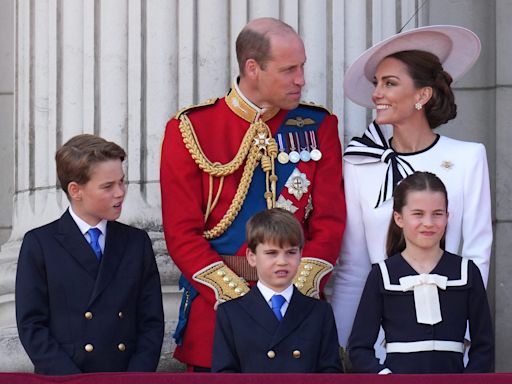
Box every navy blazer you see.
[15,210,164,374]
[212,285,343,373]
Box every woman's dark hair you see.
[387,50,457,129]
[386,171,448,257]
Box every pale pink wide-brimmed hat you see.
[343,25,481,108]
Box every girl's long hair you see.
[386,171,448,257]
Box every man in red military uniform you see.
[160,17,346,370]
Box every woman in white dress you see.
[331,25,492,356]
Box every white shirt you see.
[68,206,108,253]
[257,281,294,318]
[331,127,492,348]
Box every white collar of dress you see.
[344,121,439,208]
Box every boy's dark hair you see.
[386,171,448,257]
[246,208,304,252]
[55,134,126,197]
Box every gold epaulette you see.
[175,98,218,119]
[293,257,333,298]
[193,261,250,302]
[299,101,333,115]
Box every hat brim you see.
[343,25,481,108]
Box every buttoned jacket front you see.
[212,286,342,373]
[16,210,164,374]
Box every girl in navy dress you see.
[348,171,493,373]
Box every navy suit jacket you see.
[212,285,343,373]
[15,210,164,374]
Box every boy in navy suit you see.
[15,134,164,375]
[211,208,343,373]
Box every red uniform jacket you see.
[160,86,346,368]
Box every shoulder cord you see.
[178,115,278,239]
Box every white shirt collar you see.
[257,280,294,304]
[68,205,108,236]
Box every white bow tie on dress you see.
[399,273,448,325]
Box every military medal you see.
[309,130,322,161]
[288,132,300,163]
[298,132,310,162]
[303,131,315,162]
[276,133,289,164]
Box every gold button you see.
[84,311,93,320]
[118,343,126,352]
[228,282,237,288]
[293,350,301,359]
[267,350,276,359]
[217,270,225,276]
[304,264,313,271]
[84,344,94,352]
[223,276,231,282]
[118,311,124,318]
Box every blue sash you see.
[209,106,326,255]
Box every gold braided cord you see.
[204,170,225,223]
[209,176,224,220]
[179,114,256,177]
[178,113,277,239]
[204,145,260,239]
[205,173,214,222]
[267,138,278,207]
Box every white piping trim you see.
[386,340,464,354]
[446,258,468,286]
[378,257,469,292]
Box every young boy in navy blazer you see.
[15,134,164,375]
[211,208,343,373]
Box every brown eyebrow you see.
[374,75,400,82]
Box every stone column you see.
[0,0,183,371]
[495,0,511,372]
[0,0,416,372]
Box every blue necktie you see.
[271,294,286,321]
[87,228,103,261]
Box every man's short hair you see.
[55,134,126,197]
[246,208,304,252]
[236,17,296,76]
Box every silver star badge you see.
[285,169,310,200]
[276,195,299,213]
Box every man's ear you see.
[393,211,404,228]
[67,182,82,202]
[246,248,257,267]
[244,58,260,80]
